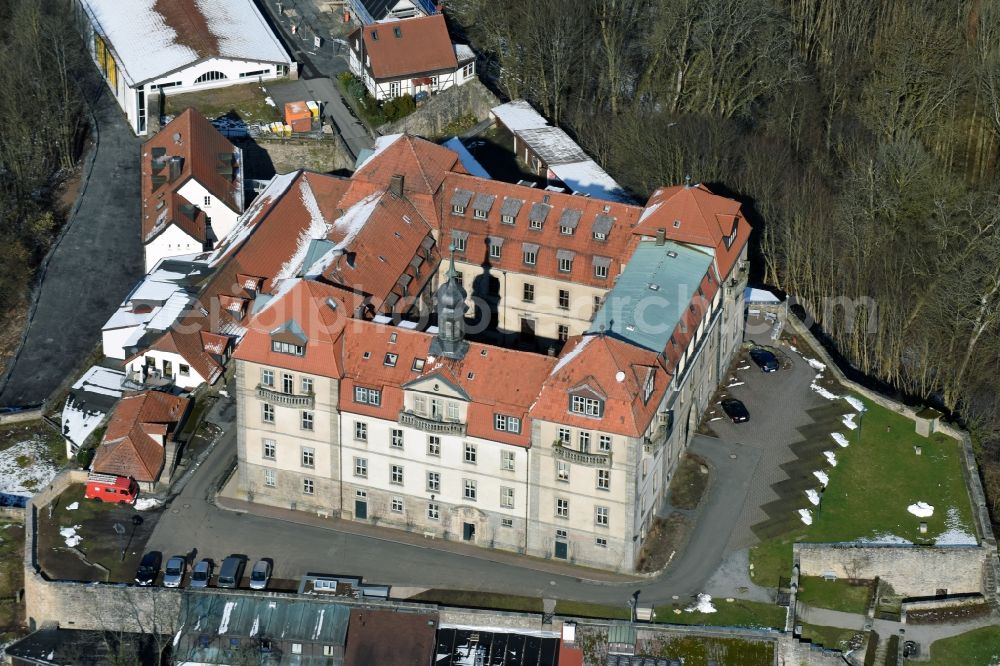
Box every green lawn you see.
[924,626,1000,665]
[751,395,977,587]
[163,81,281,124]
[798,623,863,651]
[656,598,787,630]
[0,520,25,641]
[796,576,871,614]
[636,634,775,666]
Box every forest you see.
[448,0,1000,522]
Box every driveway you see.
[0,79,142,407]
[266,77,372,159]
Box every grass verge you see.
[796,576,871,614]
[797,623,863,651]
[923,626,1000,665]
[163,82,280,124]
[656,598,786,630]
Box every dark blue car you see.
[750,348,779,372]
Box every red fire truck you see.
[84,473,139,504]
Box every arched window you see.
[194,71,227,84]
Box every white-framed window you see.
[291,642,302,655]
[427,471,440,492]
[570,395,603,417]
[501,214,514,225]
[452,235,467,251]
[302,479,315,495]
[462,61,475,78]
[262,438,276,460]
[354,386,381,405]
[301,411,314,431]
[595,263,609,279]
[501,517,513,528]
[301,447,315,468]
[501,486,514,509]
[557,460,570,482]
[557,427,571,444]
[391,497,404,513]
[529,218,543,230]
[593,231,607,241]
[464,443,477,464]
[262,403,275,424]
[446,401,460,421]
[463,479,477,501]
[271,340,305,356]
[523,283,535,302]
[263,468,276,487]
[494,414,521,433]
[579,431,591,452]
[301,377,314,394]
[523,248,536,265]
[560,224,574,236]
[427,436,441,456]
[389,81,400,97]
[391,464,404,485]
[501,450,515,471]
[354,457,368,478]
[452,203,466,215]
[282,373,294,394]
[558,290,570,309]
[203,196,211,207]
[556,498,569,518]
[414,395,427,416]
[599,434,612,452]
[391,428,404,449]
[558,325,569,342]
[384,352,398,367]
[354,421,368,441]
[475,208,488,220]
[323,645,336,657]
[428,503,440,520]
[556,529,568,539]
[596,505,609,526]
[596,537,607,547]
[490,241,501,259]
[597,469,610,490]
[179,363,190,376]
[261,369,274,387]
[558,257,573,273]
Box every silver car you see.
[248,559,272,590]
[190,558,213,589]
[163,556,186,588]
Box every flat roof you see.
[588,241,714,352]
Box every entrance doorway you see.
[554,541,568,559]
[355,499,367,520]
[463,522,476,541]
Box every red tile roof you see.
[92,391,190,482]
[438,173,644,288]
[634,183,751,278]
[141,109,241,244]
[353,134,462,198]
[662,270,720,376]
[351,14,458,80]
[530,334,669,438]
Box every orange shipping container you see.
[284,101,311,127]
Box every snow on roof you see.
[355,134,404,170]
[64,366,125,448]
[71,366,125,397]
[517,127,589,165]
[441,137,491,180]
[549,160,629,203]
[552,335,593,375]
[274,179,334,280]
[744,287,782,304]
[146,292,195,331]
[454,44,475,62]
[80,0,292,86]
[491,100,548,132]
[305,193,382,277]
[210,171,299,267]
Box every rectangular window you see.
[595,263,609,279]
[427,436,441,456]
[557,460,570,482]
[494,414,521,433]
[558,325,569,342]
[263,468,276,487]
[301,447,315,468]
[427,471,440,492]
[261,369,274,387]
[271,340,305,356]
[452,235,466,252]
[529,218,542,230]
[463,62,475,78]
[203,195,211,207]
[391,497,404,513]
[354,386,381,405]
[303,479,314,495]
[597,469,610,490]
[558,427,571,444]
[596,505,609,526]
[384,352,398,367]
[414,395,427,416]
[556,498,569,518]
[593,295,603,315]
[463,479,477,501]
[501,518,513,528]
[301,377,313,394]
[579,431,591,452]
[501,450,515,471]
[301,411,314,431]
[596,537,607,547]
[560,225,574,236]
[522,283,534,302]
[599,434,612,452]
[446,401,460,421]
[490,241,501,259]
[501,214,514,225]
[179,363,190,376]
[354,421,368,441]
[452,204,465,215]
[391,464,404,485]
[262,438,276,460]
[428,503,440,520]
[411,357,425,372]
[523,248,536,265]
[354,457,368,478]
[558,257,573,273]
[323,645,336,657]
[262,403,274,424]
[391,428,404,449]
[570,395,603,417]
[475,208,488,220]
[558,290,570,309]
[501,486,514,509]
[464,443,477,464]
[556,529,568,539]
[593,231,607,241]
[292,643,302,655]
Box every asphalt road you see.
[0,81,142,407]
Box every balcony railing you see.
[256,385,315,409]
[553,442,612,467]
[398,410,466,435]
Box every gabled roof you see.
[352,14,458,80]
[531,334,668,438]
[633,183,751,277]
[79,0,292,86]
[354,134,463,197]
[92,391,190,482]
[141,110,241,244]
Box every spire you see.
[446,244,458,280]
[430,244,469,360]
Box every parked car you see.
[163,556,186,588]
[190,558,213,589]
[749,348,779,372]
[721,398,750,423]
[84,473,138,504]
[134,551,162,586]
[217,555,246,589]
[248,559,272,590]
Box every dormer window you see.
[384,352,398,367]
[643,371,655,403]
[570,394,603,417]
[411,357,425,372]
[453,204,465,214]
[502,214,515,225]
[474,209,487,220]
[451,189,473,215]
[558,208,581,236]
[272,341,304,356]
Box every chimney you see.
[655,228,666,246]
[389,174,404,198]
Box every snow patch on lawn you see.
[60,525,82,548]
[823,451,838,467]
[806,358,826,371]
[0,438,60,497]
[134,497,162,511]
[858,533,913,546]
[907,502,934,518]
[798,509,813,525]
[831,432,850,448]
[66,502,79,511]
[813,470,829,486]
[934,507,977,546]
[686,593,717,613]
[727,381,745,387]
[805,489,820,506]
[842,413,858,430]
[844,396,866,412]
[811,383,839,400]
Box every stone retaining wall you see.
[379,80,500,140]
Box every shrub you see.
[76,447,94,470]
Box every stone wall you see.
[380,80,500,140]
[794,543,989,597]
[900,595,987,622]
